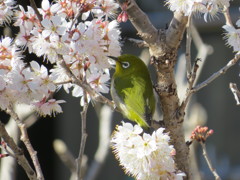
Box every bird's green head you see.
[108,54,148,76]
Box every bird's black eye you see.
[122,61,130,69]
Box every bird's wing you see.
[113,75,151,128]
[122,76,147,119]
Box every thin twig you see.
[191,24,214,87]
[1,139,16,161]
[58,56,117,111]
[200,142,221,180]
[192,53,240,93]
[177,24,213,101]
[55,80,73,86]
[223,6,233,26]
[70,5,83,30]
[76,91,89,180]
[125,37,149,48]
[229,83,240,105]
[186,14,193,79]
[29,0,42,22]
[6,106,44,180]
[0,121,37,180]
[180,59,200,111]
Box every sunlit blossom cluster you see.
[13,0,121,102]
[165,0,230,20]
[111,122,185,180]
[223,19,240,52]
[0,37,64,115]
[13,0,120,104]
[0,0,121,115]
[0,0,15,25]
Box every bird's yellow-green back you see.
[110,54,155,129]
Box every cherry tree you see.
[0,0,239,179]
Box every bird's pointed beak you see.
[108,56,118,61]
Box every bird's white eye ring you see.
[122,61,130,69]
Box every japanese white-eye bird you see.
[109,54,155,129]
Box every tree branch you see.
[180,59,201,111]
[6,106,44,180]
[55,80,72,86]
[29,0,42,22]
[0,121,37,180]
[76,91,89,180]
[125,37,149,48]
[152,12,189,179]
[191,24,214,87]
[58,56,117,111]
[200,142,221,180]
[186,15,193,79]
[176,23,213,102]
[192,53,240,93]
[0,119,18,180]
[0,104,38,180]
[223,6,233,26]
[117,0,158,44]
[229,83,240,105]
[166,11,188,49]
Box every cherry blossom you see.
[111,122,185,180]
[166,0,230,20]
[1,0,121,113]
[0,0,15,25]
[223,24,240,52]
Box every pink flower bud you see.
[117,12,123,23]
[190,126,214,143]
[121,11,128,22]
[0,154,9,158]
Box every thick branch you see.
[151,13,189,178]
[166,11,188,49]
[0,121,37,180]
[154,66,190,176]
[117,0,158,44]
